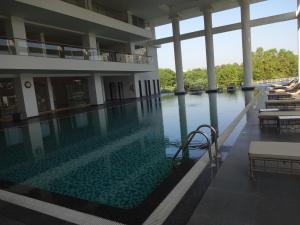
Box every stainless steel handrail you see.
[172,130,212,168]
[195,124,219,160]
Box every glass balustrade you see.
[0,37,152,64]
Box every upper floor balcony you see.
[0,36,155,72]
[1,0,153,41]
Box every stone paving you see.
[187,93,300,225]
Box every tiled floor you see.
[187,93,300,225]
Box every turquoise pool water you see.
[0,91,248,209]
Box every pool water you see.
[0,91,248,210]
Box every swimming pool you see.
[0,91,248,223]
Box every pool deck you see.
[187,92,300,225]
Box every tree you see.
[159,48,298,92]
[216,63,243,87]
[159,68,176,92]
[184,68,207,90]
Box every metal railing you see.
[172,124,219,168]
[0,36,152,64]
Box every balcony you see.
[1,0,152,41]
[0,37,152,64]
[61,0,145,28]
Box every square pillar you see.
[85,0,93,10]
[204,8,218,93]
[88,74,105,105]
[9,16,28,56]
[240,0,254,90]
[15,74,39,119]
[171,15,185,95]
[40,32,47,56]
[82,32,98,60]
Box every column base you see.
[175,91,186,95]
[206,89,218,93]
[241,85,255,91]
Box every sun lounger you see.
[249,141,300,179]
[278,116,300,129]
[269,83,300,94]
[258,110,300,128]
[259,108,280,112]
[271,79,297,88]
[267,93,293,100]
[265,99,300,109]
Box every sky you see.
[155,0,298,71]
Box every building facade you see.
[0,0,160,122]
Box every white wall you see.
[134,70,160,97]
[14,74,39,118]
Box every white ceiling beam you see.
[147,12,296,46]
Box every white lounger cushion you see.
[266,99,300,104]
[249,142,300,160]
[258,111,300,118]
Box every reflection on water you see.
[0,91,249,209]
[209,93,219,136]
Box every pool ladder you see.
[172,124,219,168]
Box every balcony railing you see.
[0,37,152,64]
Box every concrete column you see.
[46,77,55,111]
[204,8,217,93]
[40,32,47,56]
[85,0,93,10]
[298,0,300,80]
[171,16,185,95]
[82,32,98,60]
[9,16,28,56]
[14,74,39,119]
[88,73,105,105]
[240,0,254,90]
[127,11,133,24]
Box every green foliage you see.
[216,63,243,87]
[252,48,298,80]
[159,48,298,92]
[184,68,207,90]
[159,68,176,93]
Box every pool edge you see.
[142,90,262,225]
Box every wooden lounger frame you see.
[258,111,300,129]
[267,94,292,100]
[266,100,300,109]
[249,142,300,179]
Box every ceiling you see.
[92,0,266,26]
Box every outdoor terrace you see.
[186,90,300,225]
[0,37,152,64]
